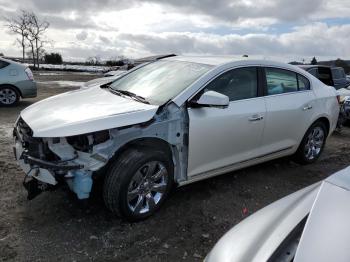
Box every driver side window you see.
[204,67,258,101]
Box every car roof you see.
[163,55,247,66]
[298,65,331,69]
[163,55,304,71]
[0,57,24,67]
[0,57,13,64]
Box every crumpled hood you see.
[20,86,159,137]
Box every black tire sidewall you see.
[0,86,19,106]
[105,147,173,221]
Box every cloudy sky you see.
[0,0,350,62]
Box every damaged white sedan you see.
[13,57,339,221]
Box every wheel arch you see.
[0,84,22,97]
[107,137,176,170]
[295,116,331,152]
[118,137,173,158]
[311,116,330,137]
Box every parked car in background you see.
[0,57,37,106]
[299,65,350,90]
[14,57,339,221]
[331,67,350,89]
[205,166,350,262]
[299,65,350,129]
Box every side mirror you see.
[192,91,229,108]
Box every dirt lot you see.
[1,71,350,261]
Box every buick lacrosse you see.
[13,56,339,221]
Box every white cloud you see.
[76,31,88,41]
[0,0,350,61]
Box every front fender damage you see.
[15,102,189,201]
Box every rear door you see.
[261,67,315,154]
[187,67,266,177]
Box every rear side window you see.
[265,68,310,95]
[265,68,298,95]
[204,67,258,101]
[0,60,9,69]
[297,74,310,90]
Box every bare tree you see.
[24,31,36,68]
[6,10,50,69]
[5,10,30,62]
[86,56,101,65]
[27,11,49,69]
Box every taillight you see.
[25,68,34,81]
[336,95,341,104]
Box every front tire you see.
[103,147,173,221]
[294,121,327,164]
[0,86,19,106]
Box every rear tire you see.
[103,147,173,221]
[0,85,19,106]
[294,121,327,165]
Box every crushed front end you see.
[13,117,110,200]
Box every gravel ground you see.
[0,71,349,261]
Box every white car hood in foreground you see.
[206,182,320,262]
[294,166,350,262]
[206,166,350,262]
[20,86,158,137]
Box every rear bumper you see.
[16,80,37,98]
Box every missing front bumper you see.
[22,154,83,171]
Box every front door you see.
[187,67,266,177]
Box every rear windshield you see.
[109,60,213,105]
[0,60,9,69]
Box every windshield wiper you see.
[106,86,150,104]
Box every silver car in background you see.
[206,166,350,262]
[0,57,37,106]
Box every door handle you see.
[249,115,264,121]
[303,105,313,111]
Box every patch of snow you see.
[24,63,110,73]
[38,72,64,76]
[0,125,14,138]
[38,81,85,88]
[104,70,127,77]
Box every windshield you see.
[109,60,213,105]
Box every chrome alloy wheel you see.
[0,88,17,105]
[304,126,325,160]
[127,161,168,215]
